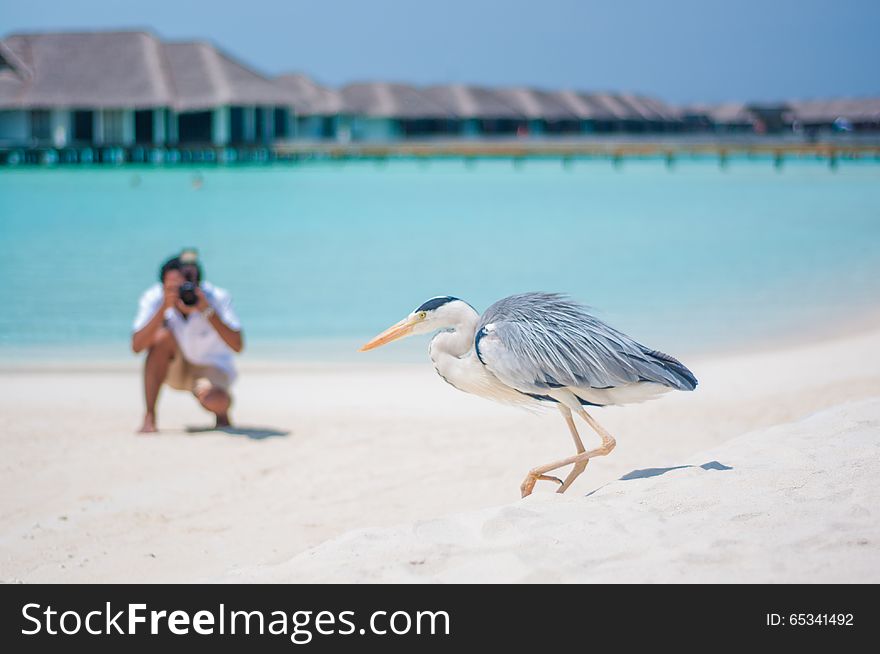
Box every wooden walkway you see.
[2,139,879,166]
[274,139,880,161]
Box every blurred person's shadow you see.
[185,425,289,440]
[585,461,733,496]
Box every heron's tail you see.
[642,349,698,391]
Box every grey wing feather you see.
[475,293,697,394]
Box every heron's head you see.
[359,296,472,351]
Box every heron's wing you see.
[475,293,696,393]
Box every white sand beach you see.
[236,399,880,583]
[2,325,879,583]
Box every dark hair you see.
[180,261,203,283]
[159,254,204,283]
[159,256,182,282]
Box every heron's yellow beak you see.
[359,317,418,352]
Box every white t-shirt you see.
[132,281,241,381]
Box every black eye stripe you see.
[415,296,459,313]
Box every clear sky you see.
[4,0,879,104]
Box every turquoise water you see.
[1,157,879,362]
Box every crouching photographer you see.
[131,249,244,433]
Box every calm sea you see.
[1,156,879,362]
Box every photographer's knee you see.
[150,328,177,354]
[196,387,230,412]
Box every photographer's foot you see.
[138,414,158,434]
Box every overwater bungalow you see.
[684,99,880,135]
[421,84,527,137]
[620,94,682,132]
[586,93,638,131]
[491,88,580,135]
[788,98,880,133]
[163,41,291,145]
[681,103,758,132]
[339,82,453,140]
[744,103,795,134]
[275,73,344,140]
[551,91,617,133]
[2,28,878,164]
[0,30,290,156]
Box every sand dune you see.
[1,326,879,583]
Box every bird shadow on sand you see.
[585,460,733,496]
[185,425,290,440]
[620,460,733,480]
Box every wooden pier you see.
[2,139,879,167]
[274,139,880,162]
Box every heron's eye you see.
[418,312,427,320]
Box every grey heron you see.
[360,293,697,497]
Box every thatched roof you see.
[0,41,29,108]
[340,82,452,119]
[275,73,343,116]
[0,30,288,111]
[561,93,680,122]
[683,103,756,125]
[164,42,290,111]
[788,98,880,123]
[584,93,643,120]
[622,94,681,121]
[549,91,608,120]
[491,87,578,121]
[421,84,524,120]
[0,31,173,109]
[3,29,875,129]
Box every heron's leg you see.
[561,405,586,451]
[556,406,588,494]
[577,409,615,449]
[520,408,616,498]
[556,409,616,494]
[524,406,585,492]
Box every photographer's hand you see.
[163,270,184,310]
[163,285,180,311]
[194,287,211,313]
[175,285,208,315]
[175,299,197,315]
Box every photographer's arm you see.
[206,311,244,353]
[132,283,178,353]
[189,288,244,353]
[131,306,166,353]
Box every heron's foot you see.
[557,459,590,494]
[520,473,564,498]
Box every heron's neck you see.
[429,305,480,360]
